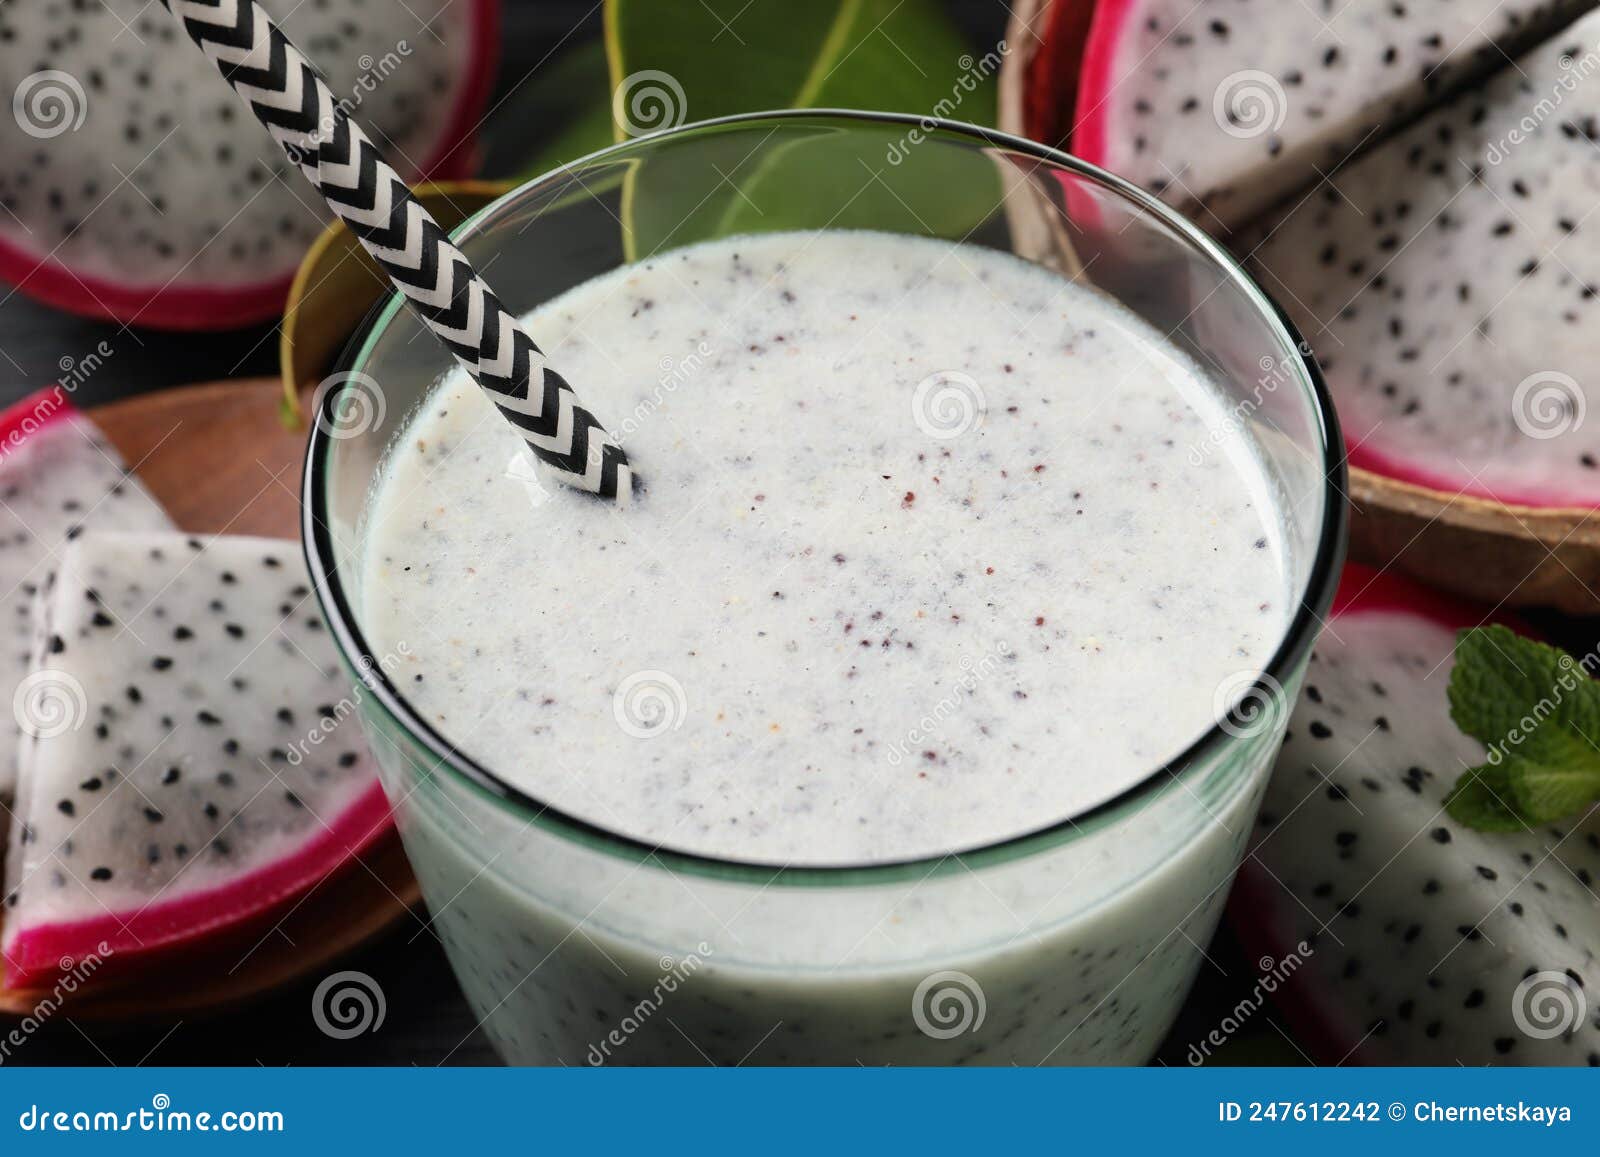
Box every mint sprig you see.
[1445,625,1600,830]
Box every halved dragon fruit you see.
[0,0,498,330]
[0,389,172,807]
[2,531,389,988]
[1057,0,1593,231]
[1241,11,1600,509]
[1233,564,1600,1064]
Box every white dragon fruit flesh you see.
[2,531,389,989]
[1233,565,1600,1064]
[1242,10,1600,508]
[0,389,172,809]
[1069,0,1594,230]
[0,0,498,329]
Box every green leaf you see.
[605,0,1001,259]
[1506,757,1600,824]
[1447,625,1600,768]
[606,1,859,122]
[615,115,1008,264]
[1444,763,1526,832]
[519,100,617,183]
[495,1,1003,256]
[487,40,616,180]
[1445,625,1600,832]
[606,0,993,124]
[495,0,1004,247]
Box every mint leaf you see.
[1444,763,1525,832]
[1449,626,1600,760]
[1505,757,1600,824]
[1445,626,1600,831]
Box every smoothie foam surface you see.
[360,230,1290,865]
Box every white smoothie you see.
[363,230,1287,863]
[357,230,1295,1063]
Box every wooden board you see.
[94,376,308,537]
[0,378,420,1021]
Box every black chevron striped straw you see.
[161,0,632,501]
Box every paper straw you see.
[161,0,632,501]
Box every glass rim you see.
[302,108,1348,887]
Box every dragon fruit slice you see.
[1233,564,1600,1064]
[0,389,172,808]
[1241,11,1600,509]
[1065,0,1593,230]
[0,0,498,330]
[1,531,389,989]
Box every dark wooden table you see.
[1,0,1288,1067]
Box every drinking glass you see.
[304,111,1346,1065]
